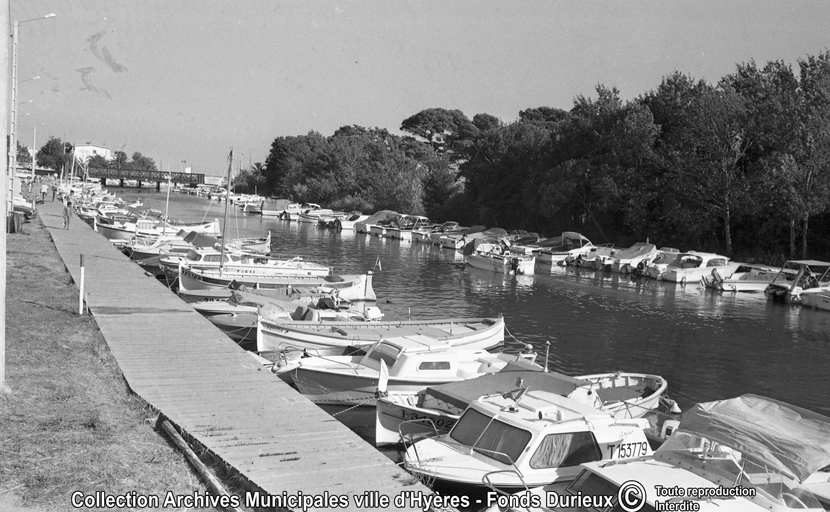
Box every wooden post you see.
[160,419,244,512]
[79,254,85,315]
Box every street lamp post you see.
[7,14,55,217]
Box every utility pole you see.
[2,0,12,393]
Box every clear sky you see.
[10,1,830,177]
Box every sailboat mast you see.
[163,163,171,235]
[218,149,233,276]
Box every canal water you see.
[122,189,830,417]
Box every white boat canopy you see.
[677,394,830,482]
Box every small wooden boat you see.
[178,267,377,302]
[257,314,504,353]
[288,335,533,405]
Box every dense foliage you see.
[261,52,830,261]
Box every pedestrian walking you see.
[40,183,48,202]
[51,183,57,201]
[63,191,74,229]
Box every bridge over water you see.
[87,167,205,190]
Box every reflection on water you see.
[122,190,830,416]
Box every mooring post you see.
[79,254,85,315]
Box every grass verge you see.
[0,214,228,511]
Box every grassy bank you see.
[0,214,225,511]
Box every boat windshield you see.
[529,431,601,469]
[565,469,656,512]
[365,342,402,369]
[449,408,532,465]
[675,254,703,269]
[657,432,823,509]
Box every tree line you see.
[31,137,159,175]
[259,51,830,262]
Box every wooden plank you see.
[38,200,433,510]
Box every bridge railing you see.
[86,167,204,184]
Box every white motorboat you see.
[332,213,368,230]
[297,204,335,223]
[801,289,830,312]
[485,394,830,512]
[701,263,781,292]
[354,210,399,234]
[661,251,740,284]
[376,362,675,447]
[565,244,616,269]
[608,242,658,274]
[642,247,681,279]
[96,216,222,241]
[536,232,594,264]
[288,336,535,405]
[402,388,653,492]
[388,215,433,241]
[162,247,330,282]
[427,222,464,245]
[464,241,536,275]
[257,314,504,353]
[261,198,292,217]
[765,260,830,304]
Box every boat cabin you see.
[359,335,512,380]
[403,389,652,490]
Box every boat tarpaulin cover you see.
[678,394,830,482]
[360,210,399,224]
[183,231,221,248]
[425,360,588,411]
[263,198,291,211]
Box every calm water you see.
[121,189,830,417]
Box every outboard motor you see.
[510,257,521,274]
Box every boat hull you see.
[179,268,376,302]
[465,253,535,275]
[257,316,505,353]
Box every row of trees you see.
[27,137,159,175]
[261,51,830,261]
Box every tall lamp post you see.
[8,13,55,217]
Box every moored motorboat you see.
[257,314,505,353]
[402,388,653,493]
[662,251,740,284]
[486,394,830,512]
[565,244,616,268]
[765,260,830,304]
[536,232,594,265]
[702,263,781,292]
[178,266,376,301]
[608,242,658,274]
[463,240,535,275]
[289,336,535,405]
[642,247,681,279]
[376,362,675,447]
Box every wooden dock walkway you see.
[38,200,436,511]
